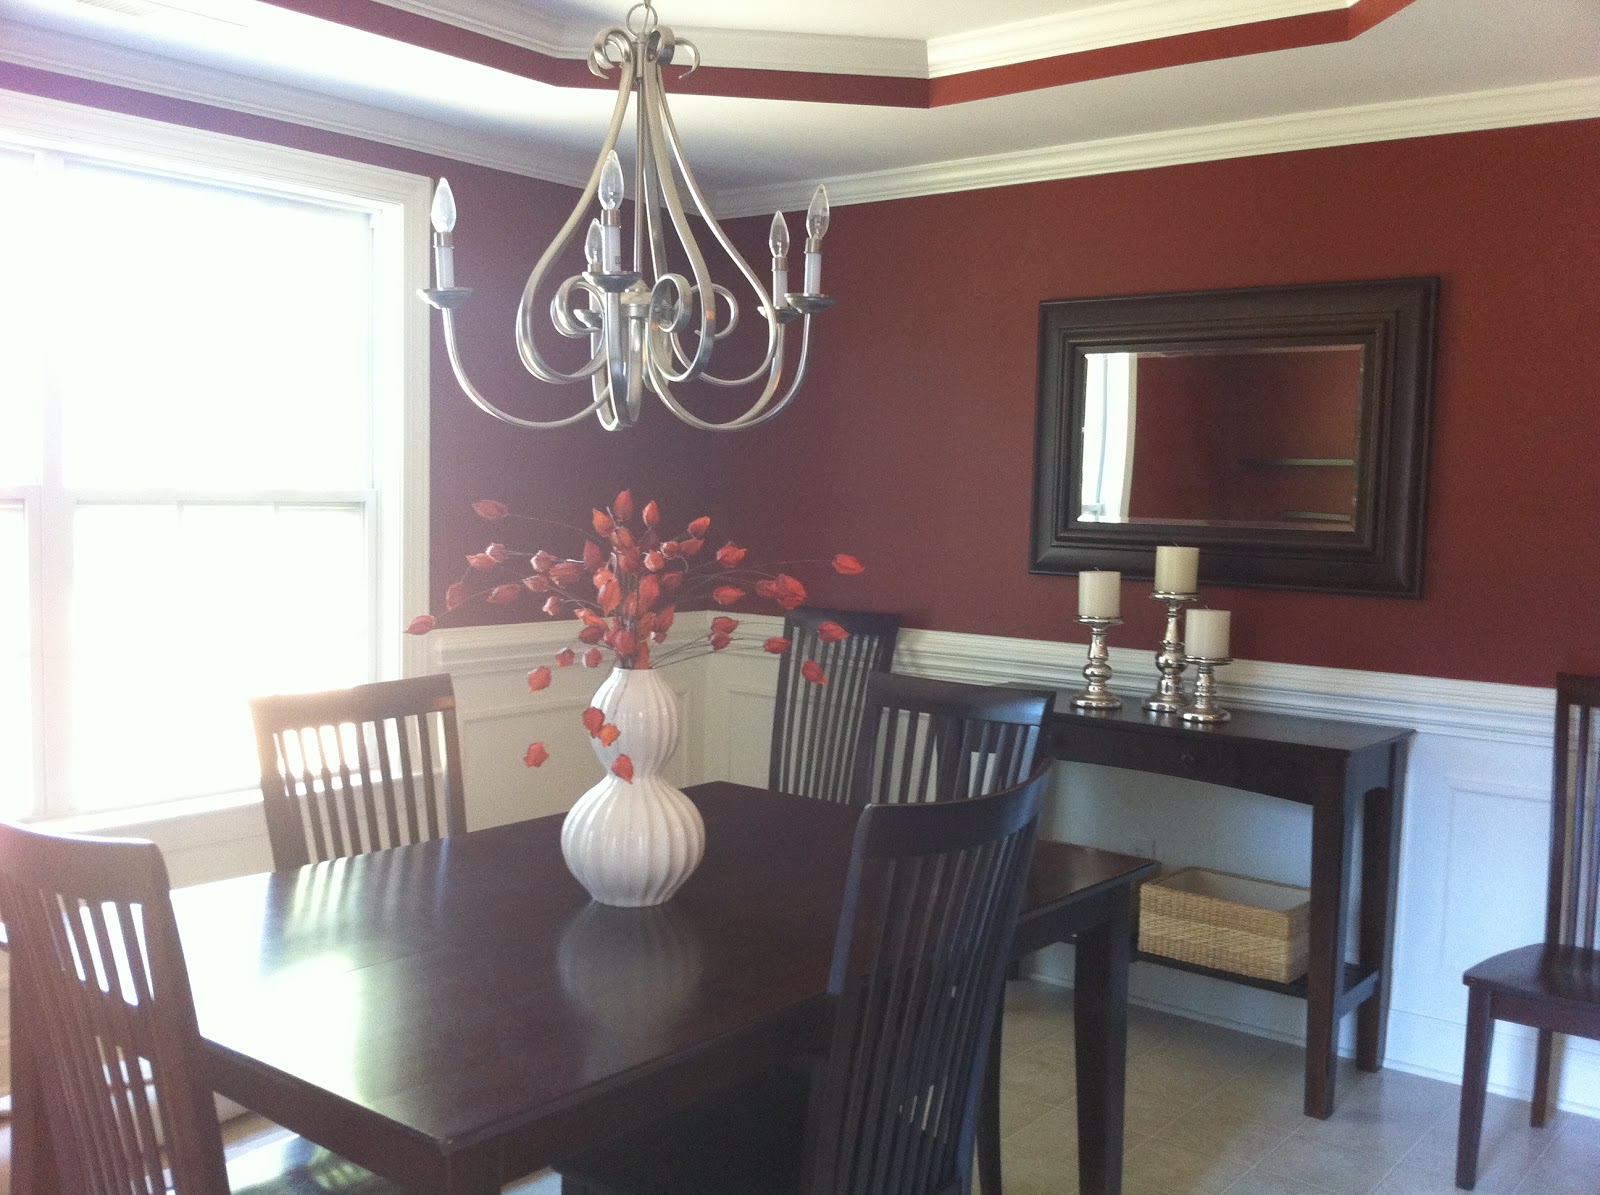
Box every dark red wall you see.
[16,60,1597,684]
[700,120,1600,686]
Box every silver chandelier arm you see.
[438,306,611,429]
[650,314,816,431]
[511,32,636,386]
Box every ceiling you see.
[1,0,1596,214]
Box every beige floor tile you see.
[1162,1105,1300,1169]
[1253,1131,1407,1195]
[1223,1168,1335,1194]
[1121,1137,1254,1195]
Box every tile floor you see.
[3,980,1595,1195]
[992,981,1600,1195]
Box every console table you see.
[1049,705,1413,1119]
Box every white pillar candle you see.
[1185,609,1231,659]
[1078,571,1121,619]
[1155,545,1200,595]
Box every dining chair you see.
[848,672,1055,807]
[1456,672,1600,1189]
[556,763,1048,1195]
[0,820,405,1193]
[251,673,467,870]
[768,606,902,804]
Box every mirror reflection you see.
[1079,344,1364,532]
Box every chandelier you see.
[420,1,834,432]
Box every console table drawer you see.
[1055,721,1241,788]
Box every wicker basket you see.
[1138,866,1311,984]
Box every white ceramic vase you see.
[560,666,705,907]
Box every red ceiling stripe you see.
[253,0,1417,110]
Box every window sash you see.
[0,92,431,822]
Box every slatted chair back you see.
[251,674,466,871]
[1548,673,1600,950]
[807,765,1047,1195]
[0,822,232,1194]
[849,673,1054,807]
[769,607,901,804]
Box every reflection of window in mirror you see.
[1079,352,1136,522]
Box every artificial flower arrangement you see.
[406,490,864,781]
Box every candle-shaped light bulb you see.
[803,185,828,295]
[584,219,604,272]
[598,151,625,211]
[769,211,790,257]
[430,177,456,234]
[805,184,830,240]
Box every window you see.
[0,94,430,821]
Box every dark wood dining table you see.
[10,781,1155,1195]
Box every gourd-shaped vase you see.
[560,666,705,907]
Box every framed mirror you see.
[1031,277,1438,597]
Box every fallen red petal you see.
[583,648,604,668]
[527,665,553,691]
[523,742,549,768]
[555,647,575,668]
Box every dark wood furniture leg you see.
[1356,765,1402,1072]
[978,1006,1005,1195]
[10,970,49,1195]
[1073,886,1133,1195]
[1530,1028,1555,1127]
[1305,790,1353,1119]
[1456,986,1493,1189]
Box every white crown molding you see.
[717,76,1600,216]
[377,0,928,77]
[0,18,593,185]
[926,0,1355,78]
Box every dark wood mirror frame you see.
[1031,277,1438,597]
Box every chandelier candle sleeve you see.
[803,186,829,294]
[1155,545,1199,594]
[1185,609,1231,659]
[1078,570,1121,619]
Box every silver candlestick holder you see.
[1144,591,1197,713]
[1180,656,1233,723]
[1071,616,1123,711]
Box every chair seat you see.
[227,1133,407,1194]
[1464,943,1600,1007]
[558,1065,810,1195]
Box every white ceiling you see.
[1,0,1596,215]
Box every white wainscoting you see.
[5,617,1583,1119]
[603,614,1589,1118]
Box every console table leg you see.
[1304,794,1352,1120]
[1074,887,1132,1195]
[1357,744,1407,1072]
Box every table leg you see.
[1304,793,1354,1120]
[978,1004,1004,1194]
[1356,745,1406,1072]
[1073,887,1132,1195]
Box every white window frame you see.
[0,91,432,823]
